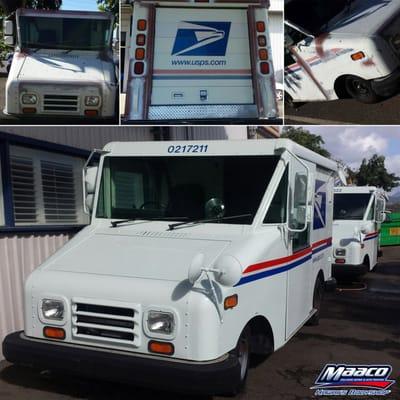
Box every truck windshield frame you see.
[19,16,112,51]
[96,155,280,225]
[334,193,373,221]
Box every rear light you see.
[148,340,174,355]
[135,48,145,60]
[84,109,98,117]
[137,19,147,31]
[134,61,144,75]
[22,107,36,113]
[335,259,346,264]
[351,51,365,61]
[43,326,65,340]
[259,48,268,60]
[258,35,267,47]
[260,62,269,74]
[136,34,146,46]
[256,21,265,33]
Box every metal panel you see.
[0,232,72,360]
[170,126,248,140]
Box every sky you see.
[304,126,400,196]
[61,0,99,11]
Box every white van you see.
[332,186,387,277]
[123,0,278,122]
[3,139,336,395]
[284,0,400,105]
[3,9,117,119]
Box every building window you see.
[9,145,88,226]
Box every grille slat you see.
[43,94,79,112]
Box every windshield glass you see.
[286,0,348,34]
[19,16,111,50]
[334,193,372,220]
[96,156,280,225]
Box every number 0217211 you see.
[167,144,208,154]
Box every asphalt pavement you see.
[1,246,399,400]
[285,94,400,125]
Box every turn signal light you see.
[134,61,144,75]
[260,62,270,74]
[259,48,268,60]
[148,340,174,355]
[258,35,267,47]
[135,48,145,60]
[136,34,146,46]
[256,21,265,33]
[137,19,147,31]
[351,51,365,61]
[22,107,36,113]
[335,258,346,264]
[84,109,98,117]
[224,294,238,310]
[43,327,65,340]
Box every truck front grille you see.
[72,300,139,346]
[43,95,79,112]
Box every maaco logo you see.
[311,364,395,395]
[171,21,231,56]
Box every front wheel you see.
[345,76,381,104]
[307,277,324,326]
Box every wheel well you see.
[317,269,325,283]
[363,255,370,268]
[247,316,274,355]
[334,75,352,99]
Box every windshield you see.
[334,193,372,220]
[19,16,112,51]
[96,156,280,225]
[286,0,349,34]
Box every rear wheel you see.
[344,76,381,104]
[307,276,324,326]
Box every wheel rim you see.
[238,336,249,380]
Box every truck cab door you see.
[284,22,329,102]
[285,155,312,339]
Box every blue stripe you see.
[153,75,252,80]
[365,235,378,241]
[236,254,312,286]
[312,243,332,255]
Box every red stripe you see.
[312,237,332,249]
[153,69,251,75]
[366,231,378,238]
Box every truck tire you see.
[228,326,251,395]
[306,277,324,326]
[344,76,381,104]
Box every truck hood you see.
[16,52,107,82]
[43,232,231,282]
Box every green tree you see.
[355,154,400,192]
[24,0,62,9]
[281,126,331,158]
[97,0,118,21]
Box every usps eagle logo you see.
[314,180,327,230]
[171,21,231,56]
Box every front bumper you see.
[3,331,240,395]
[332,263,368,277]
[371,67,400,97]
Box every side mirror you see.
[83,166,98,213]
[4,35,14,46]
[4,20,13,36]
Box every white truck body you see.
[332,186,387,277]
[285,0,400,104]
[123,0,278,121]
[4,9,117,119]
[3,139,336,394]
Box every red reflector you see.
[136,34,146,46]
[134,61,144,75]
[259,48,268,60]
[258,35,267,47]
[335,259,346,264]
[84,109,98,117]
[260,62,269,74]
[137,19,147,31]
[22,107,36,114]
[256,21,265,33]
[135,48,145,60]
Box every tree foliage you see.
[281,126,331,158]
[24,0,62,9]
[97,0,118,21]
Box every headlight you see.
[147,311,174,335]
[22,93,37,104]
[335,248,346,257]
[85,95,100,106]
[41,299,65,320]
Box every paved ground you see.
[285,94,400,125]
[0,76,119,125]
[1,246,399,400]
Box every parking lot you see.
[285,94,400,125]
[1,246,399,400]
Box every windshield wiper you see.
[168,214,253,231]
[110,216,189,228]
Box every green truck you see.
[381,212,400,246]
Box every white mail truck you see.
[332,186,387,277]
[3,9,117,119]
[123,0,278,122]
[284,0,400,105]
[3,139,336,395]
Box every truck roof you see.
[16,8,113,19]
[103,139,338,171]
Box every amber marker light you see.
[43,326,66,340]
[148,340,174,355]
[224,294,238,310]
[351,51,365,61]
